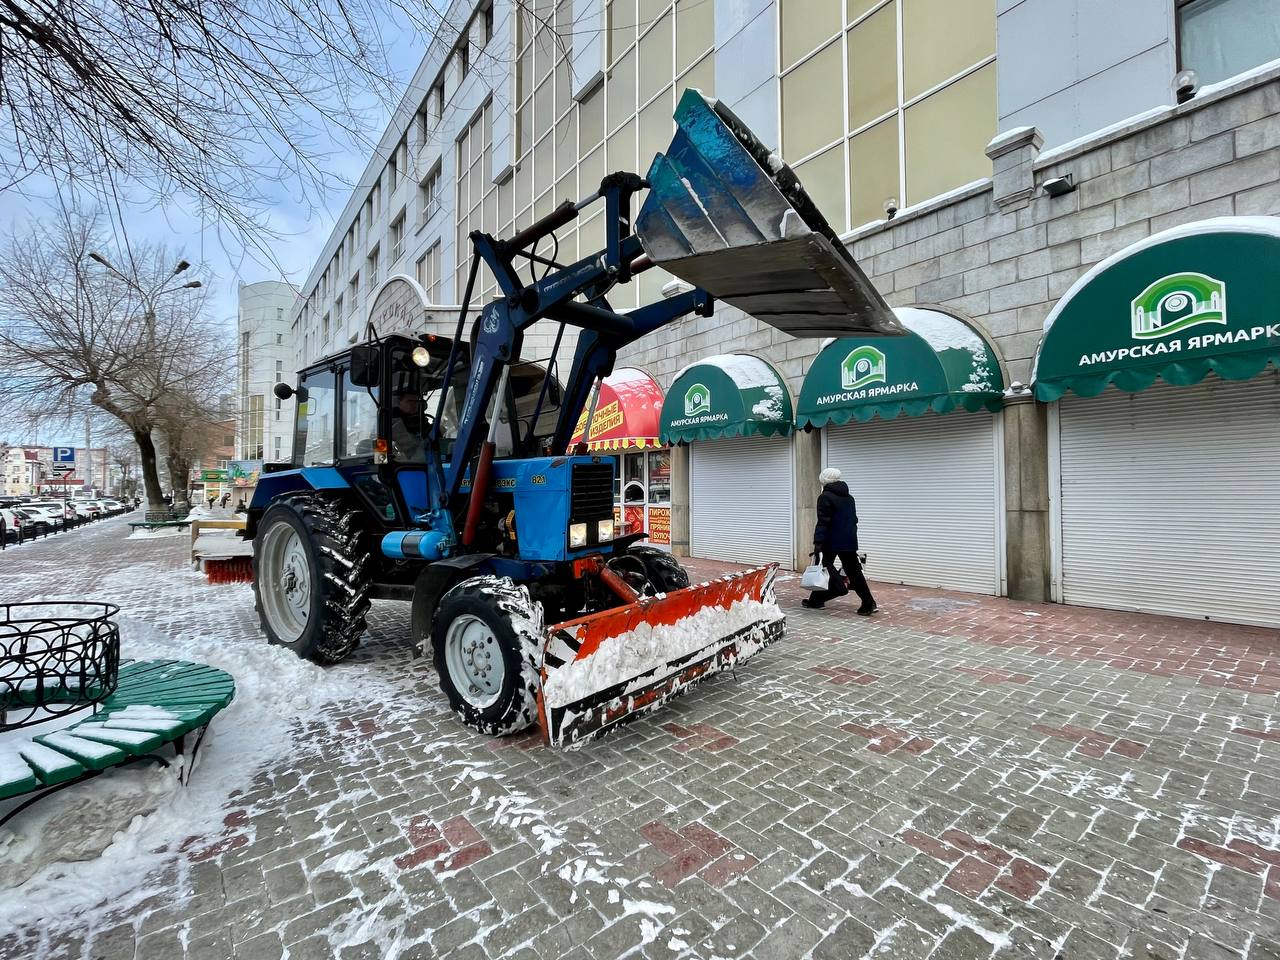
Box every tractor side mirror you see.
[349,345,380,388]
[273,382,294,401]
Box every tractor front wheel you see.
[253,494,371,664]
[433,577,543,736]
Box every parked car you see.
[75,501,103,519]
[0,507,24,543]
[30,500,77,524]
[25,504,67,530]
[14,507,52,535]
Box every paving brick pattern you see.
[2,527,1279,959]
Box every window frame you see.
[776,0,997,231]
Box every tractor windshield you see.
[390,340,467,463]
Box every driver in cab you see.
[391,389,426,461]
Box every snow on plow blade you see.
[634,89,904,339]
[538,566,784,748]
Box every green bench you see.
[129,510,193,532]
[0,659,235,826]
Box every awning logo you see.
[841,345,887,390]
[684,382,711,416]
[1131,272,1226,339]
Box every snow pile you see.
[126,525,188,540]
[672,353,782,391]
[0,560,422,932]
[542,596,782,708]
[751,384,786,421]
[191,531,252,559]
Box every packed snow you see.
[542,596,782,709]
[672,353,784,391]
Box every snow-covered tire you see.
[433,577,543,737]
[252,493,371,665]
[628,545,690,593]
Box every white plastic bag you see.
[801,563,829,591]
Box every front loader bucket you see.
[538,565,784,748]
[635,90,904,339]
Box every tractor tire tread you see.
[254,492,372,665]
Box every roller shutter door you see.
[824,411,1001,594]
[691,436,794,566]
[1056,374,1280,626]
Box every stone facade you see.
[617,65,1280,599]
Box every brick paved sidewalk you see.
[2,526,1278,960]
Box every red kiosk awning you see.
[570,368,664,451]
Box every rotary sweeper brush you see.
[243,90,900,748]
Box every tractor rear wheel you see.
[253,494,371,664]
[433,577,542,736]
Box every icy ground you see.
[1,516,1279,960]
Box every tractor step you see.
[635,90,904,340]
[537,565,784,748]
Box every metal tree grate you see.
[0,602,120,731]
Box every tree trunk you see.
[134,429,165,509]
[167,451,193,513]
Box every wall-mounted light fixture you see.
[1042,175,1075,198]
[883,197,898,220]
[1174,68,1199,104]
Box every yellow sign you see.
[574,399,623,441]
[648,506,671,545]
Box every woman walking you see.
[803,467,877,614]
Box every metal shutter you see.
[690,436,794,566]
[1056,373,1280,627]
[824,411,1001,594]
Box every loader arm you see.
[442,179,713,507]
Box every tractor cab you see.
[287,333,563,471]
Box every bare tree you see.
[108,443,138,499]
[0,1,469,248]
[0,209,227,509]
[152,354,237,512]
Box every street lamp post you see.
[89,252,203,510]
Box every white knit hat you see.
[819,467,841,485]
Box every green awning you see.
[796,308,1004,428]
[660,354,794,443]
[1033,217,1280,401]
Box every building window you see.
[390,211,406,263]
[366,245,380,288]
[388,147,399,194]
[335,295,344,323]
[276,307,283,320]
[778,0,996,230]
[322,312,331,342]
[455,101,494,299]
[483,4,494,44]
[248,395,265,460]
[275,360,283,383]
[1178,0,1280,85]
[276,333,283,345]
[417,243,443,304]
[457,39,470,80]
[419,165,442,224]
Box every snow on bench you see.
[0,660,235,808]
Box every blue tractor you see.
[247,92,899,746]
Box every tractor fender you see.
[409,553,498,658]
[246,468,353,540]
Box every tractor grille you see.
[570,463,614,521]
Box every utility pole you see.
[84,414,92,495]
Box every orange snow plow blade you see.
[537,565,784,748]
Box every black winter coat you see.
[813,480,859,552]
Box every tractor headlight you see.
[597,519,614,542]
[568,522,588,548]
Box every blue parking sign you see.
[53,447,75,463]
